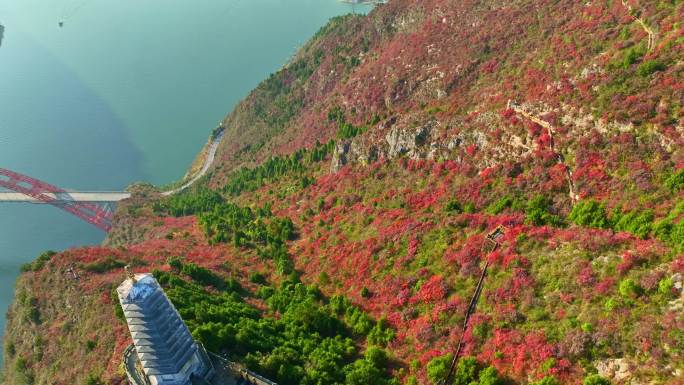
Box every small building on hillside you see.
[117,271,277,385]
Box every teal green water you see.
[0,0,371,365]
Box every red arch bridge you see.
[0,168,131,232]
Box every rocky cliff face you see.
[331,118,461,173]
[4,1,684,385]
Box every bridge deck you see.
[0,192,131,203]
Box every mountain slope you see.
[4,1,684,385]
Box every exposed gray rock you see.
[351,140,378,166]
[668,273,684,312]
[330,139,382,173]
[469,130,488,148]
[672,273,683,291]
[427,142,441,160]
[447,137,462,150]
[330,116,468,171]
[330,141,352,173]
[385,123,431,159]
[595,358,633,382]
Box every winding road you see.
[162,130,224,196]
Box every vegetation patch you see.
[155,269,396,385]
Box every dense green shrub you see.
[445,200,463,213]
[86,373,104,385]
[85,339,97,352]
[329,106,368,139]
[486,196,514,215]
[256,285,275,300]
[155,270,394,385]
[569,200,609,228]
[658,277,674,296]
[530,376,559,385]
[453,357,478,385]
[636,60,666,77]
[426,354,453,384]
[282,298,343,336]
[364,346,388,368]
[583,375,611,385]
[249,272,267,284]
[6,341,15,357]
[225,152,305,196]
[426,355,503,385]
[610,208,653,239]
[665,169,684,192]
[463,202,477,213]
[330,294,394,340]
[181,263,226,289]
[620,45,646,69]
[308,140,335,163]
[20,250,56,272]
[343,306,373,336]
[24,304,40,325]
[666,220,684,251]
[619,202,684,249]
[618,278,642,298]
[199,202,294,250]
[337,121,368,140]
[653,219,674,242]
[167,256,183,272]
[154,188,224,216]
[477,366,503,385]
[14,357,35,385]
[328,106,345,122]
[82,256,126,273]
[604,298,621,311]
[223,141,334,196]
[330,295,353,314]
[344,348,392,385]
[525,195,563,226]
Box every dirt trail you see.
[508,101,578,202]
[622,0,656,51]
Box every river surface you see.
[0,0,371,366]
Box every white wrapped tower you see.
[117,272,214,385]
